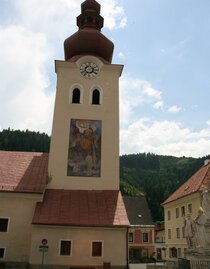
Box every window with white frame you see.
[0,248,5,259]
[188,204,192,213]
[167,210,171,220]
[59,240,72,256]
[143,232,149,243]
[71,88,81,104]
[176,208,179,218]
[178,248,182,258]
[128,232,134,243]
[182,226,185,238]
[168,229,171,239]
[0,218,9,232]
[181,206,185,217]
[176,228,180,238]
[91,241,103,257]
[92,89,100,105]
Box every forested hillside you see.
[0,128,209,222]
[0,128,50,152]
[120,153,210,221]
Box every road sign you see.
[39,246,48,253]
[41,238,48,246]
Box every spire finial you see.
[77,0,104,30]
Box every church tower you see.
[48,0,123,191]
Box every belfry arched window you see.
[92,89,100,105]
[72,88,80,104]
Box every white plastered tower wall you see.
[48,56,123,190]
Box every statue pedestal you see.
[185,247,210,260]
[185,217,210,267]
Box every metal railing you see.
[190,260,210,269]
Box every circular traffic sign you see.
[41,238,48,246]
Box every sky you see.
[0,0,210,157]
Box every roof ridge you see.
[162,163,210,205]
[198,164,210,191]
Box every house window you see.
[176,228,180,239]
[143,233,149,243]
[167,210,171,220]
[0,248,5,259]
[0,218,9,232]
[168,229,171,239]
[59,240,72,256]
[181,206,185,217]
[92,89,100,105]
[128,232,134,243]
[72,88,80,104]
[178,248,182,258]
[188,204,192,213]
[176,208,179,218]
[169,247,177,258]
[92,241,103,257]
[182,226,185,238]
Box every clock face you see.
[80,62,99,78]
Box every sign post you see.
[39,239,48,265]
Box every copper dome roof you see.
[64,0,114,63]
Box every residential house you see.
[162,160,210,260]
[123,196,155,262]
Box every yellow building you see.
[0,1,129,268]
[162,160,210,260]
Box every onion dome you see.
[64,0,114,63]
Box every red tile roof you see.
[0,151,48,194]
[162,162,210,205]
[33,189,130,227]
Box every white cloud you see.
[120,119,210,157]
[0,0,127,135]
[207,120,210,126]
[120,75,164,126]
[0,25,55,133]
[168,105,182,113]
[101,0,127,30]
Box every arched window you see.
[72,88,80,104]
[92,89,100,105]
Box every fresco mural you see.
[67,119,101,177]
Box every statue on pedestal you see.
[184,213,196,248]
[194,207,207,248]
[201,188,210,218]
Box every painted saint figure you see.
[67,119,101,177]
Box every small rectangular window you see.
[168,229,171,239]
[178,248,182,258]
[0,218,9,232]
[92,241,103,257]
[143,232,149,243]
[60,240,71,256]
[181,206,185,217]
[176,208,179,218]
[0,248,5,259]
[167,210,171,220]
[188,204,192,213]
[176,228,180,238]
[182,226,185,238]
[128,232,134,243]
